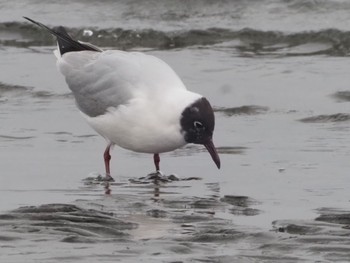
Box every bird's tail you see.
[23,17,101,56]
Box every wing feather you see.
[24,17,187,117]
[57,50,186,117]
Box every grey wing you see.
[71,83,131,117]
[57,51,135,117]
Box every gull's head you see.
[180,97,220,169]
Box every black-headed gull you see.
[24,17,220,178]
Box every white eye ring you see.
[194,121,203,129]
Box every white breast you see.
[83,90,202,153]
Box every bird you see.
[24,17,221,179]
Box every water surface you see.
[1,0,350,262]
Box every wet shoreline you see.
[1,181,350,262]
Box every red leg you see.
[153,153,160,171]
[104,144,112,176]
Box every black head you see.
[180,97,220,169]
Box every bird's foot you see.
[94,173,115,182]
[128,171,181,184]
[128,172,202,185]
[83,172,115,185]
[145,171,179,183]
[101,174,115,182]
[147,170,164,178]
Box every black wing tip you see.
[23,16,33,22]
[23,17,50,31]
[23,17,100,55]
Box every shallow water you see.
[1,0,350,262]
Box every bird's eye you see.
[193,121,204,129]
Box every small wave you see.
[0,82,32,94]
[0,203,136,243]
[221,195,261,216]
[299,113,350,123]
[215,105,269,116]
[31,90,72,99]
[332,91,350,102]
[220,195,260,207]
[216,146,246,155]
[0,135,35,140]
[0,81,71,100]
[316,207,350,225]
[3,21,350,56]
[170,144,245,157]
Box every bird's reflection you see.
[104,182,111,195]
[153,180,160,198]
[103,173,213,199]
[103,175,161,197]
